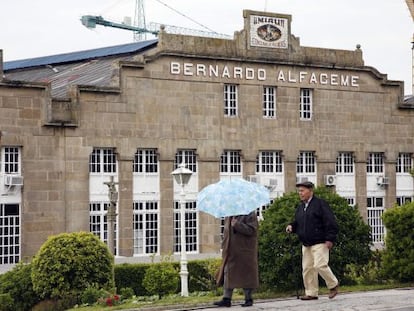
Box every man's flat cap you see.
[295,181,314,189]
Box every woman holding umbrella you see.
[214,211,259,308]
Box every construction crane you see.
[80,0,231,40]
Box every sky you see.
[0,0,413,94]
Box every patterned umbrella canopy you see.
[196,178,270,218]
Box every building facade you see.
[0,10,413,266]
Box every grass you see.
[67,283,414,311]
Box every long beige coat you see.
[216,211,259,289]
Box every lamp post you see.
[171,162,193,297]
[104,176,118,255]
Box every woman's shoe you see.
[241,299,253,307]
[213,297,231,307]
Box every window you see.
[133,201,159,255]
[396,196,412,206]
[175,150,197,173]
[1,146,21,174]
[300,88,312,120]
[174,201,197,253]
[367,197,385,243]
[89,148,117,173]
[133,149,158,173]
[220,150,241,173]
[263,86,276,119]
[296,151,316,173]
[224,84,238,117]
[367,153,384,174]
[396,153,413,173]
[336,152,354,174]
[345,197,356,207]
[0,204,20,264]
[256,151,283,173]
[89,202,117,253]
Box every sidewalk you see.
[212,288,414,311]
[157,288,414,311]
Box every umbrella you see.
[196,178,270,218]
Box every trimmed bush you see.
[382,202,414,282]
[258,187,372,290]
[31,232,114,301]
[0,293,13,311]
[115,263,151,296]
[0,261,40,311]
[142,255,179,298]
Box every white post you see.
[179,184,189,297]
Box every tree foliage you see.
[382,202,414,282]
[258,187,372,290]
[31,231,114,300]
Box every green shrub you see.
[0,293,13,311]
[31,232,114,301]
[115,263,151,296]
[188,258,221,293]
[142,255,179,298]
[119,287,135,299]
[0,261,40,311]
[80,286,107,305]
[258,187,372,290]
[382,202,414,282]
[344,250,387,285]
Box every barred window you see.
[174,201,197,253]
[0,204,20,264]
[89,202,117,254]
[133,201,159,255]
[396,153,413,173]
[89,148,117,173]
[366,153,384,173]
[256,151,283,173]
[224,84,238,117]
[1,147,20,174]
[296,151,316,173]
[367,197,385,243]
[133,149,158,173]
[263,86,276,119]
[220,150,241,173]
[175,150,197,173]
[300,88,312,120]
[336,152,354,174]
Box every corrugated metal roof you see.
[3,39,158,71]
[3,39,158,98]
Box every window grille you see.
[336,152,354,174]
[396,153,413,173]
[263,86,276,118]
[133,149,158,173]
[133,201,159,255]
[367,197,385,243]
[0,204,20,264]
[256,151,283,173]
[220,150,241,173]
[89,202,117,254]
[296,151,315,173]
[300,88,312,120]
[89,148,117,173]
[366,153,384,173]
[174,150,197,173]
[224,84,238,117]
[173,201,198,253]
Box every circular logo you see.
[256,24,282,42]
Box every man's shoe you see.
[241,299,253,307]
[329,285,339,299]
[300,295,318,300]
[213,297,231,307]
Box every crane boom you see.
[81,15,158,35]
[81,15,231,40]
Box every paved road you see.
[166,288,414,311]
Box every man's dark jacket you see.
[290,196,338,246]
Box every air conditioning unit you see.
[248,175,260,183]
[4,175,24,186]
[376,176,389,186]
[265,178,278,191]
[296,176,309,184]
[324,175,336,186]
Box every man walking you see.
[286,181,339,300]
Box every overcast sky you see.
[1,0,412,94]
